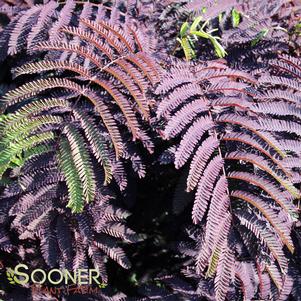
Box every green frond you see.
[9,61,142,145]
[0,100,62,178]
[58,137,84,213]
[190,30,227,58]
[3,115,62,143]
[206,247,222,278]
[180,21,190,37]
[64,124,96,204]
[178,36,196,61]
[231,9,240,27]
[178,17,227,60]
[0,132,55,178]
[190,16,203,31]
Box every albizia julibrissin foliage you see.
[0,0,301,300]
[0,0,159,296]
[156,54,301,301]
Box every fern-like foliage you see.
[156,54,301,300]
[0,0,160,287]
[0,5,160,212]
[1,0,301,300]
[0,151,140,281]
[0,0,39,31]
[0,0,155,59]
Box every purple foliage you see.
[0,0,301,300]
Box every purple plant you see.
[0,0,300,300]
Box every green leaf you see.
[180,22,190,38]
[58,137,85,213]
[178,36,195,61]
[10,154,24,167]
[231,9,240,27]
[190,30,209,39]
[200,19,210,31]
[64,124,96,204]
[191,29,227,58]
[3,115,62,142]
[191,16,203,31]
[206,248,221,278]
[209,36,227,58]
[0,132,55,179]
[218,12,224,23]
